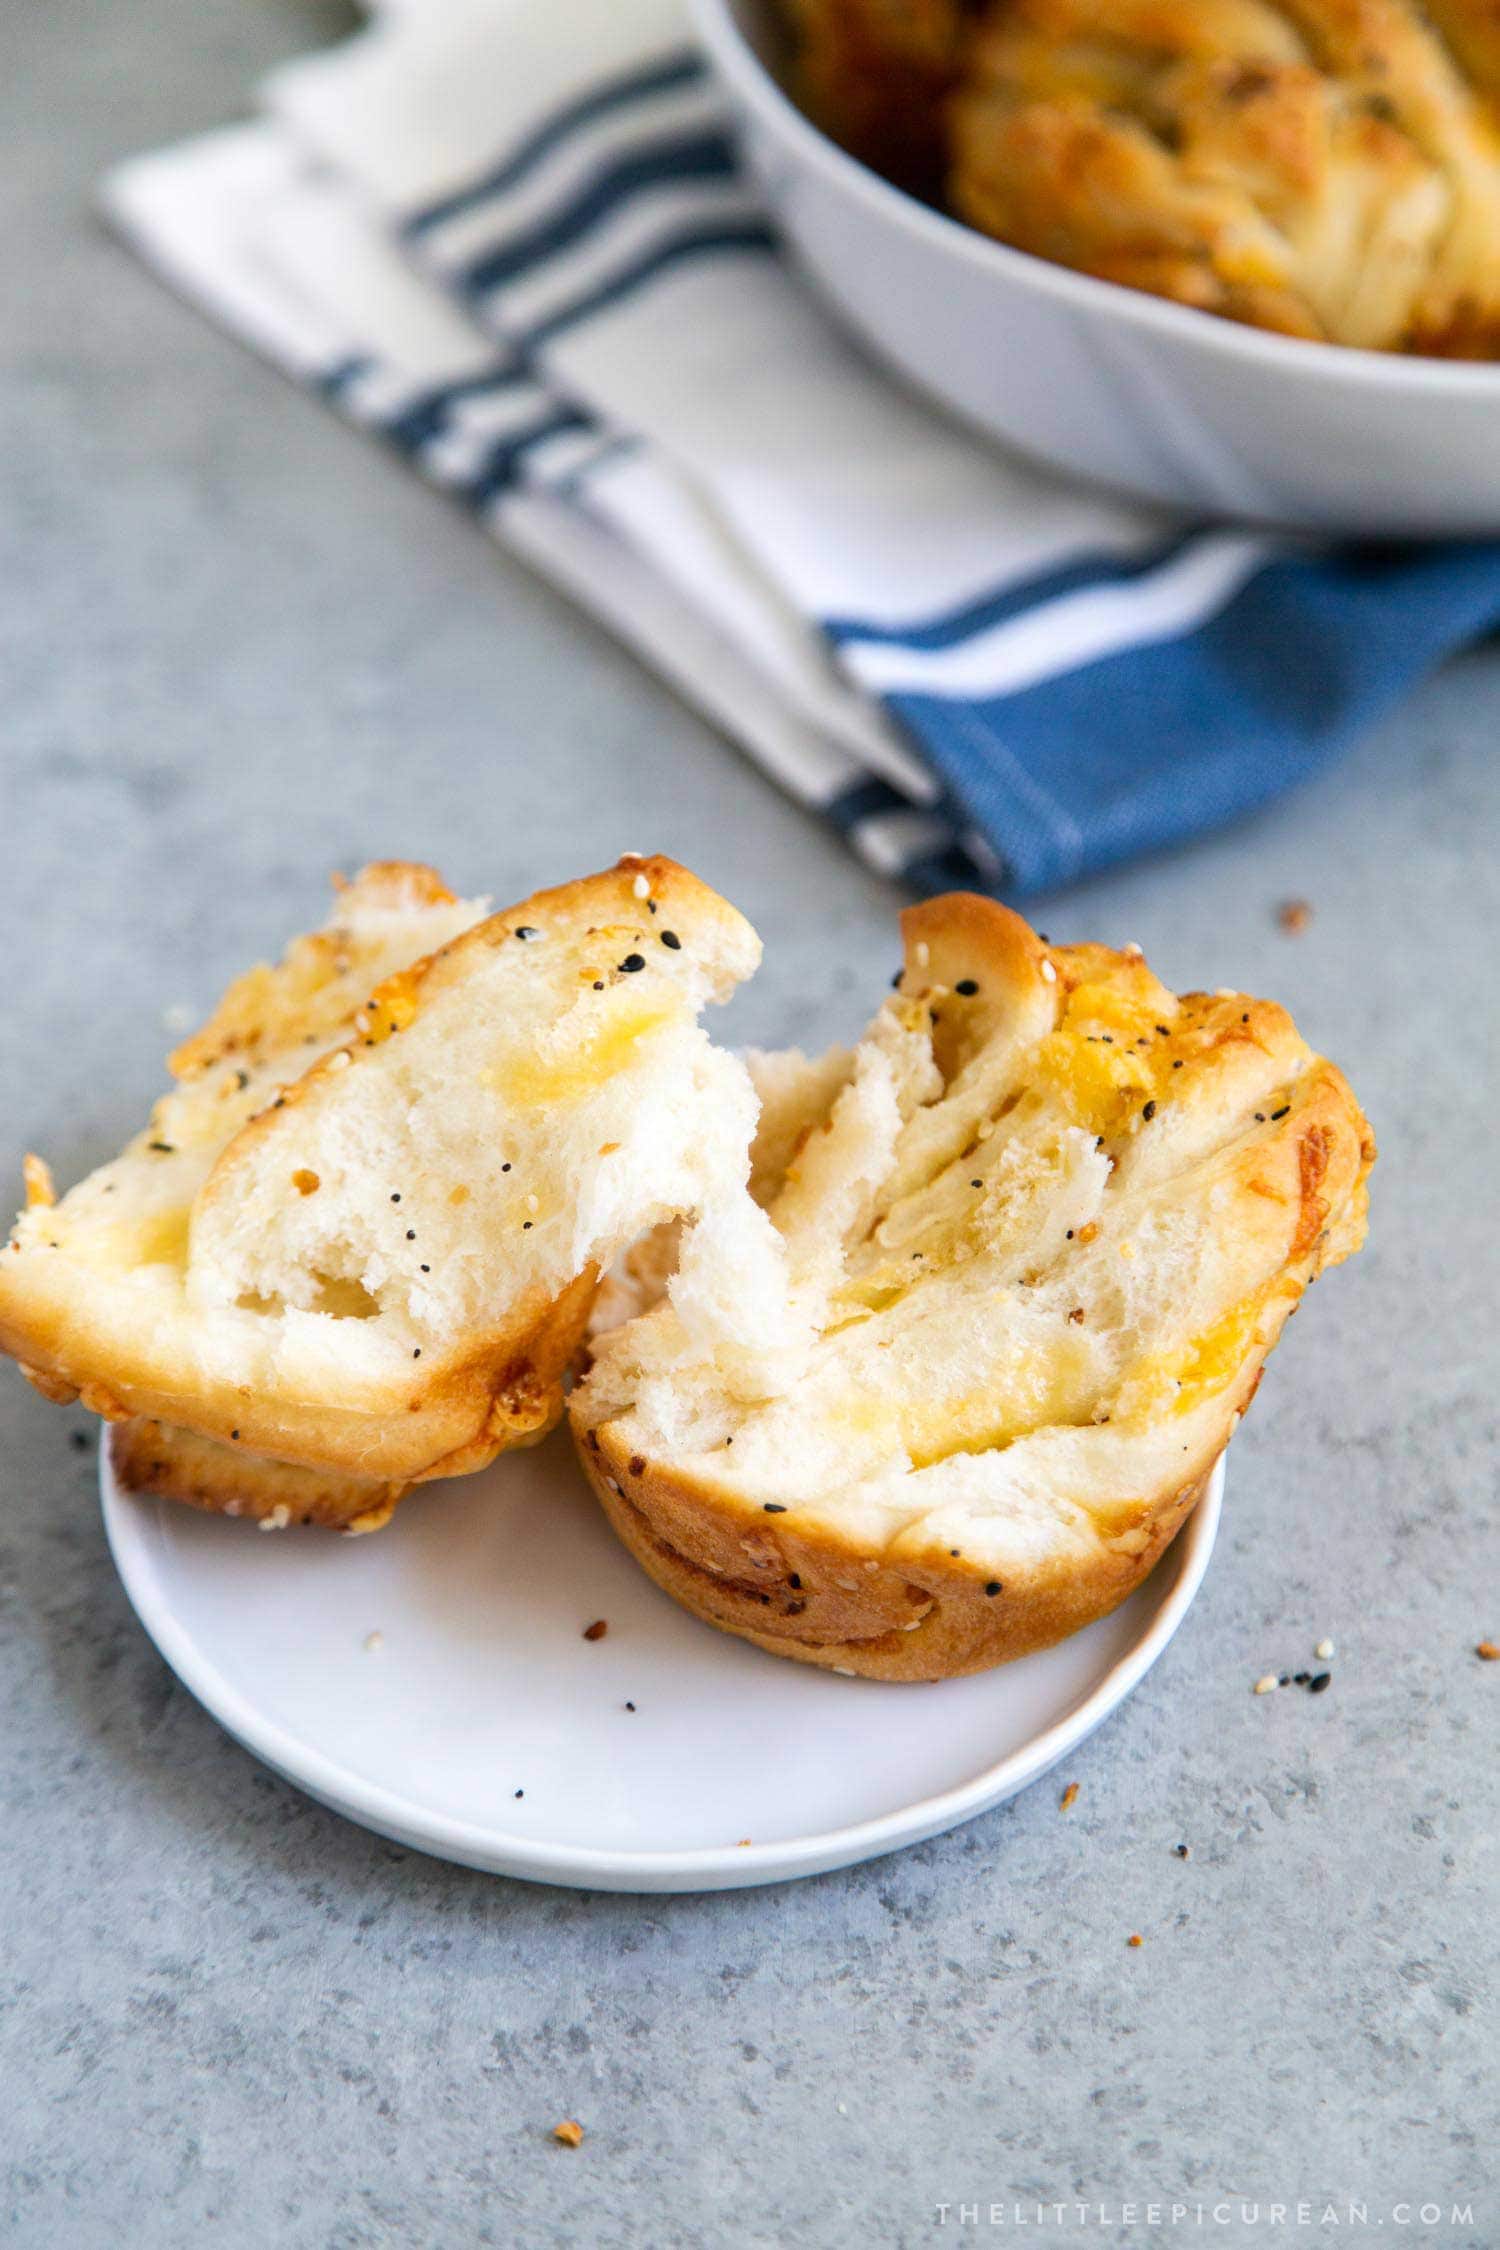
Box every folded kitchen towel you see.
[102,0,1500,895]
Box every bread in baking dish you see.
[572,893,1374,1681]
[777,0,972,195]
[950,0,1500,355]
[1,856,761,1525]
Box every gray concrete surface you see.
[1,4,1496,2245]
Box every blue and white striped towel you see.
[103,0,1500,896]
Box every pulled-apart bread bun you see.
[1,856,760,1523]
[573,895,1374,1681]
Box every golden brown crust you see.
[578,1423,1217,1682]
[777,0,971,197]
[572,891,1374,1681]
[109,1419,412,1535]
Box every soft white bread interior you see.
[573,894,1375,1681]
[2,855,761,1519]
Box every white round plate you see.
[101,1435,1222,1892]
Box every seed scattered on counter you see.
[69,1430,90,1453]
[582,1619,608,1642]
[363,1630,384,1653]
[1254,1673,1280,1695]
[1477,1640,1500,1661]
[1308,1671,1332,1694]
[552,2120,584,2148]
[1315,1638,1335,1660]
[1059,1782,1079,1811]
[1127,1933,1144,1948]
[624,1701,636,1712]
[1277,898,1313,935]
[1173,1843,1190,1860]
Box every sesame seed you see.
[955,978,979,996]
[1040,959,1057,983]
[984,1581,1001,1597]
[405,1229,416,1240]
[619,954,646,974]
[624,1701,636,1711]
[1253,1674,1279,1694]
[390,1193,401,1203]
[412,1348,421,1359]
[1315,1638,1335,1660]
[420,1263,429,1273]
[363,1630,384,1653]
[632,873,650,899]
[1174,1844,1190,1860]
[763,1502,787,1514]
[660,930,681,949]
[501,1162,511,1172]
[514,926,540,940]
[971,1178,983,1189]
[1059,1782,1079,1810]
[1142,1101,1157,1121]
[582,1620,608,1642]
[1308,1671,1332,1694]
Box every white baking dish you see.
[693,0,1500,534]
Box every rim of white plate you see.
[101,1449,1223,1890]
